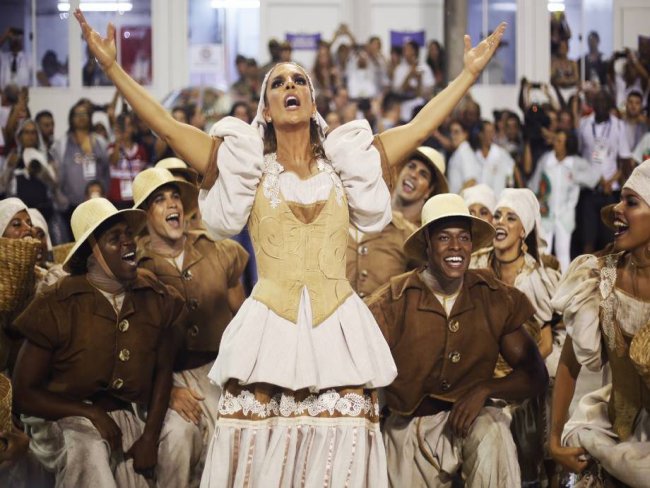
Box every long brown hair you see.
[262,118,326,161]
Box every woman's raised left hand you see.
[463,22,507,77]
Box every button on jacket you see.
[13,270,186,406]
[366,268,535,415]
[346,211,417,298]
[137,230,248,353]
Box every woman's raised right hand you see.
[74,9,116,71]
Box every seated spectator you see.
[107,112,149,209]
[426,40,446,86]
[447,120,481,193]
[0,28,31,89]
[391,40,435,120]
[622,90,648,153]
[12,198,200,486]
[528,130,596,271]
[475,120,517,194]
[580,31,607,86]
[0,119,56,220]
[36,50,68,87]
[551,40,579,89]
[368,193,548,487]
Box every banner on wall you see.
[286,33,321,51]
[390,30,425,48]
[120,26,152,85]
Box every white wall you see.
[613,0,650,51]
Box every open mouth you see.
[443,255,465,268]
[613,219,629,238]
[165,212,181,229]
[495,228,508,241]
[284,95,300,109]
[402,179,415,193]
[121,250,136,266]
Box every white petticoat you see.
[209,286,397,392]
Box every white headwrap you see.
[624,160,650,206]
[461,184,497,213]
[496,188,541,238]
[252,62,329,141]
[0,197,28,236]
[27,208,52,251]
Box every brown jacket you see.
[137,231,248,353]
[346,211,417,298]
[13,270,186,406]
[367,268,535,415]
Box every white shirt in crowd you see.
[632,132,650,165]
[578,113,632,190]
[0,51,31,89]
[475,143,515,197]
[448,140,482,194]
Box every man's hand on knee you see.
[448,385,489,438]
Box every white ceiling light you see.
[547,1,566,12]
[58,2,133,12]
[211,0,260,9]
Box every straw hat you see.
[155,157,199,186]
[132,167,199,215]
[63,198,146,271]
[404,193,495,263]
[412,146,449,194]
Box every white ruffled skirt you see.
[200,288,395,487]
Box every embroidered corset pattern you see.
[249,160,353,325]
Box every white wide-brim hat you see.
[404,193,496,263]
[155,157,199,186]
[132,167,199,215]
[412,146,449,194]
[63,198,146,271]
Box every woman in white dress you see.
[75,9,505,487]
[550,160,650,487]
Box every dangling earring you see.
[521,239,528,255]
[266,117,272,123]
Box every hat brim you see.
[133,178,199,216]
[63,209,147,272]
[413,148,449,195]
[403,213,495,263]
[168,168,199,187]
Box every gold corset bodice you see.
[248,175,353,325]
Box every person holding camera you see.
[0,28,31,90]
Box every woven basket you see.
[0,374,11,433]
[52,242,75,265]
[630,321,650,390]
[0,237,41,314]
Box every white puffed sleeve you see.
[551,254,603,371]
[198,117,264,239]
[323,120,392,233]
